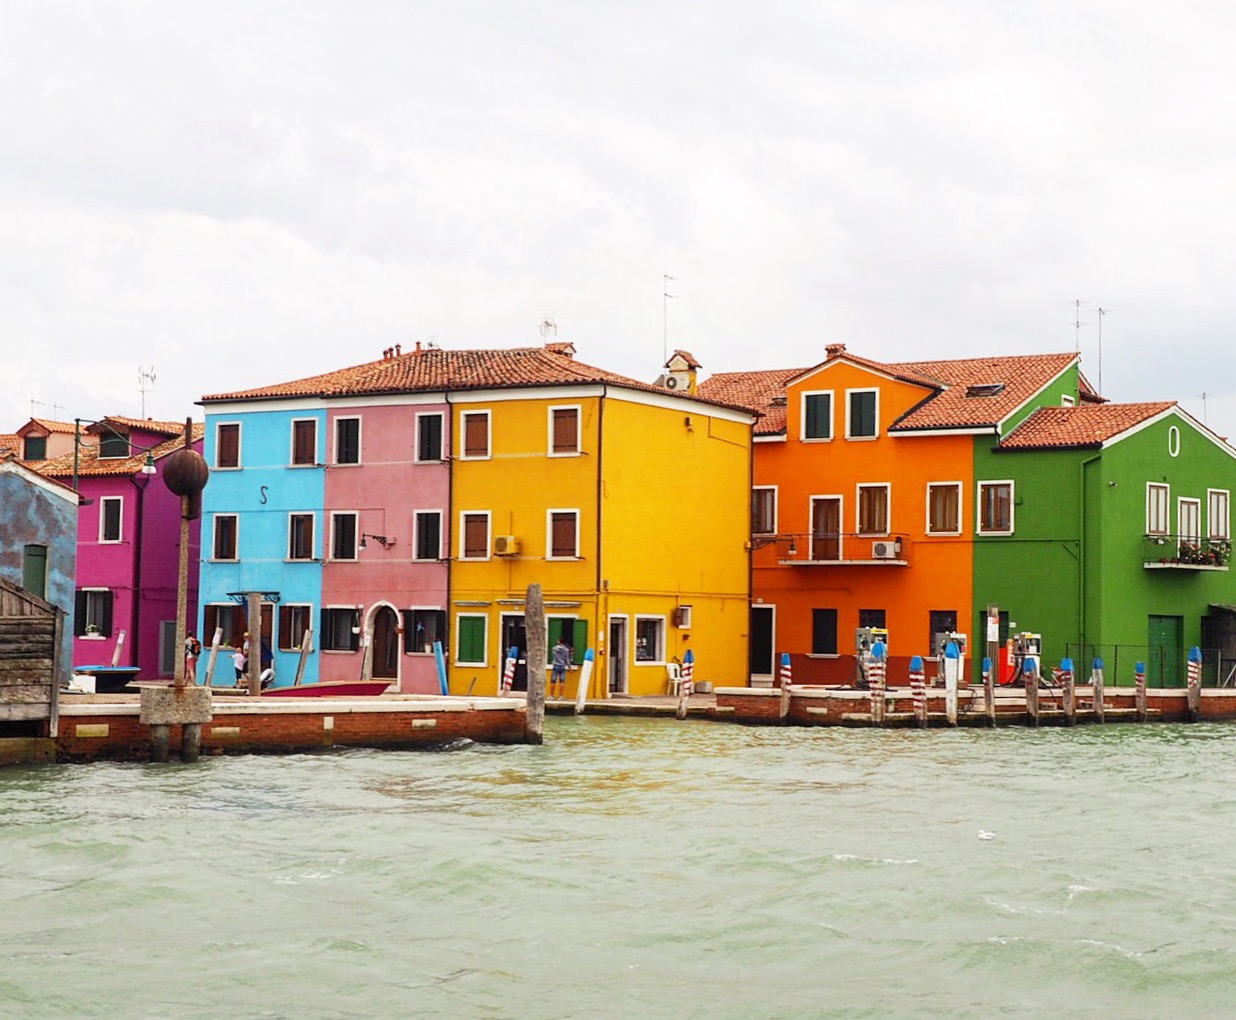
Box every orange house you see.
[702,344,1083,685]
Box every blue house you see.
[0,456,79,682]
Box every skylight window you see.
[965,383,1006,398]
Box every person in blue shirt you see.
[550,637,571,700]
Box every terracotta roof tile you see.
[999,402,1175,449]
[697,367,807,435]
[0,434,20,455]
[36,422,205,480]
[200,344,752,415]
[96,416,190,437]
[669,349,702,369]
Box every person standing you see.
[550,636,571,700]
[233,646,246,684]
[184,633,201,684]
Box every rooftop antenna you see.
[1073,299,1084,351]
[1200,392,1209,426]
[663,274,676,363]
[1096,307,1107,395]
[30,398,45,419]
[540,314,557,339]
[138,365,157,418]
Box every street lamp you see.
[72,418,160,501]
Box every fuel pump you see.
[1012,632,1042,686]
[855,627,889,689]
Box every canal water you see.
[4,718,1236,1019]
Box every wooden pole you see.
[910,654,926,727]
[433,639,449,695]
[204,627,222,686]
[1135,660,1147,722]
[675,648,695,720]
[985,604,999,689]
[1025,660,1040,726]
[982,655,996,727]
[778,652,793,722]
[525,584,547,743]
[246,592,262,696]
[294,628,313,686]
[1061,657,1076,726]
[110,630,126,668]
[1092,657,1105,724]
[359,626,374,681]
[943,640,959,726]
[574,648,595,715]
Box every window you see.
[74,589,113,637]
[22,544,47,598]
[416,413,444,462]
[548,617,589,665]
[811,608,838,655]
[213,514,238,560]
[462,411,490,458]
[1179,497,1201,546]
[334,417,360,464]
[331,512,358,560]
[204,603,246,648]
[288,514,314,560]
[291,419,317,466]
[414,511,442,560]
[99,496,123,543]
[1147,483,1170,535]
[802,392,832,440]
[548,510,579,559]
[635,616,665,662]
[930,610,959,655]
[321,607,360,651]
[978,481,1013,534]
[927,482,962,535]
[857,484,889,535]
[1209,489,1230,541]
[461,512,490,559]
[859,609,886,629]
[456,614,487,665]
[22,435,46,460]
[550,407,580,455]
[277,604,313,651]
[215,423,240,468]
[1061,394,1076,407]
[403,609,447,654]
[752,487,777,535]
[98,431,129,458]
[847,389,878,438]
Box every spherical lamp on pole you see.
[162,418,209,688]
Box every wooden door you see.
[811,497,842,561]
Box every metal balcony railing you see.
[750,532,910,566]
[1143,534,1231,570]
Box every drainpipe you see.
[596,385,607,696]
[129,471,150,671]
[444,392,454,690]
[1078,451,1102,654]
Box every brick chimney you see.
[826,343,846,358]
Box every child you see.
[233,647,246,684]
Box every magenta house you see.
[33,417,205,679]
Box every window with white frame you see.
[455,614,487,665]
[416,413,444,462]
[1179,497,1201,545]
[461,411,490,459]
[1209,489,1230,541]
[277,604,313,651]
[802,391,833,440]
[288,513,314,560]
[634,616,665,663]
[1146,483,1170,535]
[752,487,777,535]
[330,512,358,560]
[856,484,889,535]
[403,609,447,654]
[846,389,878,439]
[978,481,1013,534]
[547,510,579,559]
[291,418,317,466]
[460,512,490,559]
[215,422,240,469]
[74,589,113,636]
[213,514,239,560]
[334,417,361,465]
[99,496,123,543]
[927,482,962,535]
[549,406,580,455]
[413,511,443,560]
[320,607,360,651]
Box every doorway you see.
[750,605,775,678]
[501,614,529,691]
[608,616,628,694]
[811,497,842,561]
[1148,614,1184,687]
[371,605,400,681]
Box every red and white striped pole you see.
[910,654,926,727]
[869,641,887,725]
[778,651,793,721]
[1187,646,1203,723]
[1135,660,1147,722]
[501,645,519,696]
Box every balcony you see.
[750,533,910,566]
[1143,534,1231,571]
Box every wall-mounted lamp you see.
[750,534,798,556]
[360,533,394,549]
[140,452,157,476]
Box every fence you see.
[1063,643,1234,688]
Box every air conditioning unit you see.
[871,540,899,559]
[664,375,680,389]
[493,535,520,556]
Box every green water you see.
[3,717,1236,1019]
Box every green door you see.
[22,544,47,599]
[1148,615,1184,687]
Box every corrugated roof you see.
[200,343,753,415]
[36,422,205,480]
[998,402,1175,449]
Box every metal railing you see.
[1064,643,1232,688]
[1142,534,1231,569]
[755,532,910,565]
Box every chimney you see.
[395,343,402,356]
[415,341,422,354]
[826,343,847,358]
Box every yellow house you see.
[448,343,754,697]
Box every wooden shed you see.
[0,575,63,741]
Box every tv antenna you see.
[138,365,156,418]
[540,315,557,338]
[1096,307,1107,396]
[1073,299,1085,351]
[663,274,676,363]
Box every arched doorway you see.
[371,605,400,683]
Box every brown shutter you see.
[552,409,578,453]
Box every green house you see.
[975,401,1236,686]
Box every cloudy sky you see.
[5,1,1236,436]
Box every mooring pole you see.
[525,584,547,744]
[247,593,262,697]
[1061,657,1076,726]
[869,642,886,725]
[1187,646,1203,723]
[778,652,793,722]
[943,640,960,726]
[501,645,519,696]
[675,648,695,720]
[910,654,926,727]
[294,628,313,686]
[982,655,995,727]
[204,627,222,686]
[1135,660,1147,722]
[573,648,595,715]
[1092,657,1105,724]
[1025,660,1040,726]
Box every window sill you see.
[806,653,841,659]
[209,558,240,563]
[800,437,833,443]
[546,556,583,562]
[548,451,582,458]
[79,634,106,641]
[287,463,321,469]
[845,435,879,441]
[329,462,362,468]
[213,465,241,471]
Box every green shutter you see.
[458,616,486,664]
[806,394,831,439]
[572,621,588,664]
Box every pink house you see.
[30,417,205,679]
